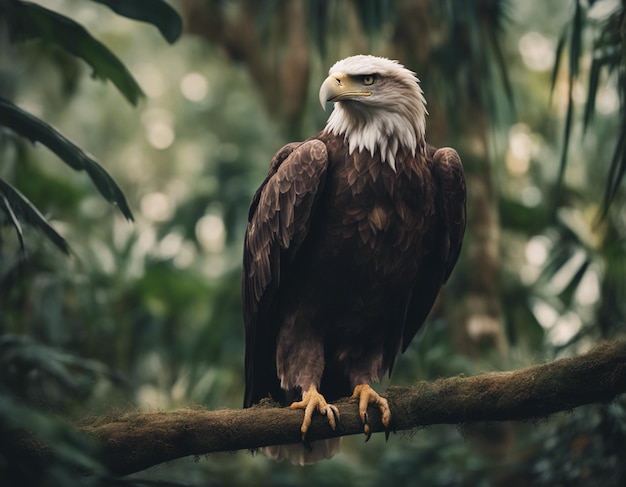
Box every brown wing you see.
[243,139,329,407]
[401,147,466,352]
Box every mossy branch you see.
[16,341,626,476]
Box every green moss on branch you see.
[16,341,626,476]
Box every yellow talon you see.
[290,385,339,440]
[350,384,391,439]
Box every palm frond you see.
[0,98,133,221]
[553,0,584,212]
[550,29,568,98]
[601,112,626,216]
[431,0,515,127]
[0,192,25,253]
[0,178,70,255]
[89,0,182,44]
[553,0,626,217]
[5,1,144,105]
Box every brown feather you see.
[243,131,465,411]
[243,55,465,466]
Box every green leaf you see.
[0,334,126,390]
[554,79,575,214]
[583,54,603,132]
[0,191,25,253]
[569,1,584,77]
[601,118,626,217]
[552,1,585,215]
[487,24,515,114]
[550,30,567,100]
[0,178,70,255]
[536,240,576,288]
[6,1,144,105]
[89,0,183,44]
[0,98,134,221]
[559,257,590,306]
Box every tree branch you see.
[16,341,626,476]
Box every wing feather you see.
[400,147,466,352]
[243,139,329,407]
[433,148,466,281]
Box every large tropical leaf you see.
[0,178,70,255]
[89,0,183,44]
[0,98,134,221]
[4,1,144,105]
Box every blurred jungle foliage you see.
[1,0,625,485]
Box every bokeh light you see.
[180,72,209,102]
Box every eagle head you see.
[319,55,427,171]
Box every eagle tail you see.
[261,438,342,465]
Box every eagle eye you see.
[361,75,376,86]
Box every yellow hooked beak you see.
[318,72,372,111]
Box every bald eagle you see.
[242,55,466,464]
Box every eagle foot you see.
[289,385,339,441]
[349,384,391,442]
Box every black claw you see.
[331,407,340,426]
[385,429,390,442]
[362,410,372,441]
[364,429,372,442]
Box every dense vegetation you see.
[1,0,625,485]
